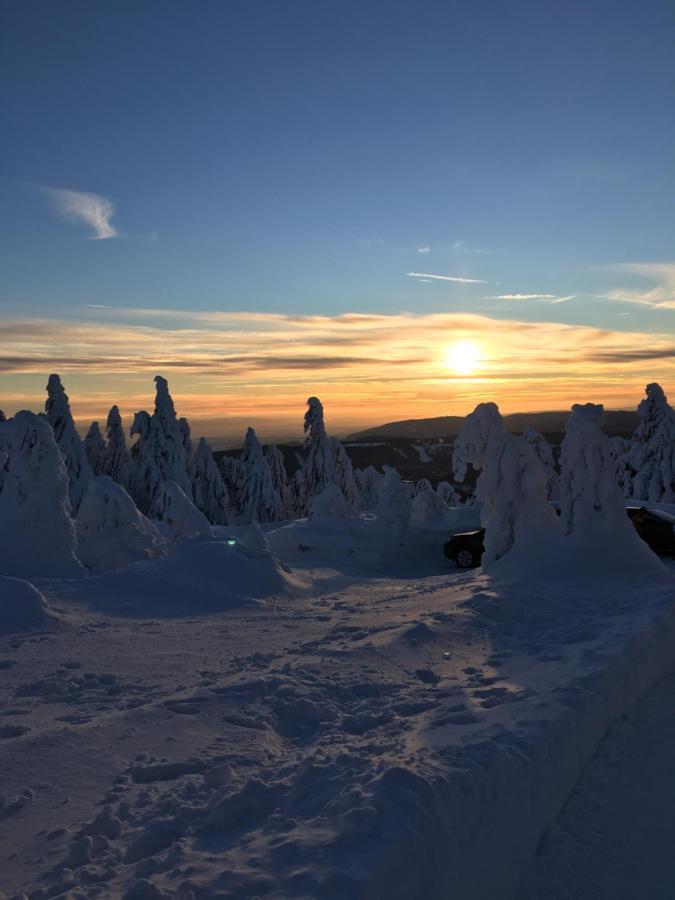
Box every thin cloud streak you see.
[37,186,118,239]
[407,272,487,284]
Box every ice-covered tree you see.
[44,374,92,512]
[129,376,193,518]
[178,417,194,477]
[410,483,448,529]
[236,427,280,523]
[84,421,106,476]
[102,405,135,494]
[376,465,413,540]
[156,480,213,539]
[311,483,354,518]
[77,475,168,573]
[609,436,633,498]
[219,454,243,517]
[355,465,383,511]
[192,436,230,525]
[559,403,632,537]
[264,444,292,519]
[0,411,83,577]
[329,436,361,509]
[523,428,559,500]
[436,480,460,507]
[453,402,558,567]
[628,383,675,503]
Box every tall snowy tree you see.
[264,444,292,519]
[236,427,280,523]
[84,421,106,476]
[559,403,632,537]
[219,454,243,517]
[102,405,135,495]
[44,374,92,513]
[628,383,675,503]
[178,417,194,477]
[609,436,633,498]
[129,376,193,518]
[355,465,383,511]
[0,411,83,577]
[522,428,559,500]
[192,436,230,525]
[453,402,558,567]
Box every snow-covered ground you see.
[1,518,673,899]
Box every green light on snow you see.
[227,539,237,546]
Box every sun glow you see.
[443,340,482,376]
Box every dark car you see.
[444,506,675,568]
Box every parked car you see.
[444,506,675,568]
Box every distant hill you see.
[346,409,640,441]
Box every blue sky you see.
[1,0,674,432]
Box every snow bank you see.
[76,476,169,573]
[73,535,300,612]
[0,576,54,633]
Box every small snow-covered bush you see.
[376,466,412,540]
[76,475,169,573]
[156,480,213,540]
[409,484,448,529]
[311,483,355,519]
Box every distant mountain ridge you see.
[346,409,640,441]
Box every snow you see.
[0,576,54,634]
[76,476,169,573]
[45,374,92,513]
[629,382,675,502]
[155,480,213,541]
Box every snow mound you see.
[75,536,300,613]
[0,576,55,633]
[76,476,169,573]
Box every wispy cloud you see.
[600,262,675,310]
[407,272,487,284]
[38,186,118,239]
[483,293,576,303]
[417,246,431,254]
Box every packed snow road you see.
[519,665,675,900]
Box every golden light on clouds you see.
[0,308,673,438]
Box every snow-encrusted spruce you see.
[102,405,135,494]
[178,417,194,478]
[130,376,193,518]
[297,397,360,514]
[410,482,448,529]
[84,421,106,476]
[77,475,168,573]
[523,428,559,500]
[376,465,412,540]
[236,427,280,524]
[219,454,243,517]
[311,483,355,518]
[355,465,383,511]
[45,374,92,513]
[559,403,632,537]
[436,480,460,507]
[264,444,292,519]
[609,436,633,498]
[0,411,83,577]
[453,402,558,567]
[628,383,675,503]
[192,436,230,525]
[156,480,213,540]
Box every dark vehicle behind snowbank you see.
[444,506,675,568]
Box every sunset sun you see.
[444,340,482,376]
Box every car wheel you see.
[456,548,477,569]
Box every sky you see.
[1,0,674,442]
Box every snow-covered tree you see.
[311,483,354,518]
[76,475,168,573]
[355,465,383,511]
[559,403,631,537]
[155,480,213,540]
[236,427,280,523]
[102,405,135,494]
[178,417,194,478]
[609,436,633,498]
[453,402,558,567]
[0,411,83,577]
[329,436,361,509]
[523,428,559,500]
[436,480,460,507]
[129,376,193,518]
[44,374,92,512]
[84,421,106,476]
[628,383,675,503]
[219,454,243,517]
[0,409,6,422]
[415,477,433,493]
[192,436,230,525]
[264,444,292,519]
[410,483,448,529]
[376,465,413,540]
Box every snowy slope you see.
[0,530,673,899]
